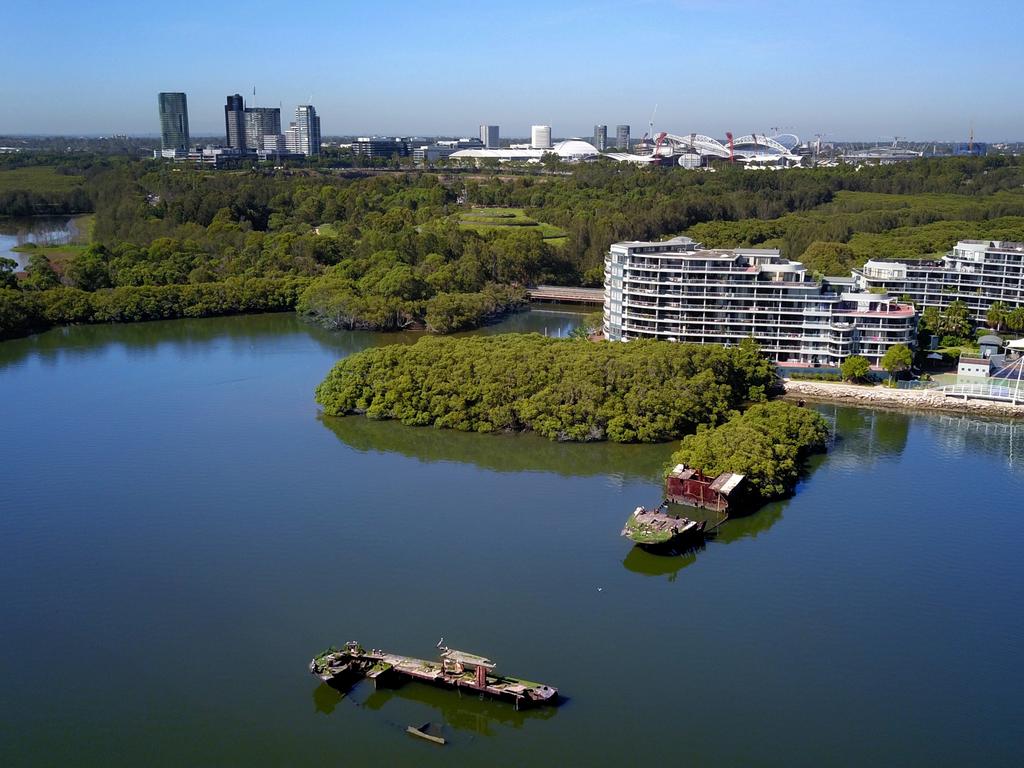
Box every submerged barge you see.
[310,640,558,710]
[621,502,706,551]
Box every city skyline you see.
[3,0,1023,141]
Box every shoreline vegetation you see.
[4,155,1024,340]
[668,401,831,501]
[315,335,775,443]
[0,277,311,339]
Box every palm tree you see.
[987,301,1008,332]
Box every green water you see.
[1,310,1022,766]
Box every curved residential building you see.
[604,237,916,368]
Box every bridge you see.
[938,381,1024,405]
[527,285,604,305]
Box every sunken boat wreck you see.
[665,465,746,513]
[310,640,558,710]
[621,502,707,551]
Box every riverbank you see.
[782,379,1024,418]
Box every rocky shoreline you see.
[782,379,1024,419]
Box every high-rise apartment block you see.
[224,94,246,149]
[158,92,190,152]
[244,107,281,152]
[288,105,321,156]
[615,124,630,150]
[531,125,552,150]
[604,237,916,367]
[479,124,499,149]
[854,240,1024,324]
[593,125,607,151]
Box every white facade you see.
[854,240,1024,323]
[292,105,321,156]
[531,125,552,150]
[479,124,499,149]
[449,139,599,164]
[604,237,917,368]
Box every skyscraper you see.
[244,107,281,151]
[479,124,499,149]
[291,105,321,156]
[531,125,552,150]
[224,94,246,149]
[593,124,607,151]
[616,124,630,151]
[158,92,189,152]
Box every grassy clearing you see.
[454,206,568,243]
[0,166,86,193]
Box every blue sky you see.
[2,0,1022,140]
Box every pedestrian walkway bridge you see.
[939,381,1024,405]
[528,286,604,304]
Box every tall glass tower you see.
[292,105,321,156]
[224,94,246,149]
[158,92,190,152]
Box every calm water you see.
[0,216,81,270]
[1,310,1023,767]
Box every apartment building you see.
[604,237,916,367]
[853,240,1024,323]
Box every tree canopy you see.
[669,401,830,500]
[315,336,776,443]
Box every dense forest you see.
[315,335,775,443]
[669,401,831,500]
[3,153,1024,339]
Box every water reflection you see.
[928,413,1024,469]
[320,413,668,480]
[361,681,558,734]
[312,679,557,736]
[622,544,702,581]
[621,499,788,580]
[0,215,82,270]
[0,305,588,372]
[820,405,910,465]
[313,682,346,715]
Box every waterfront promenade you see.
[783,379,1024,418]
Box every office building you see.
[289,105,321,156]
[593,124,607,152]
[616,125,630,150]
[479,124,499,149]
[854,240,1024,324]
[264,134,288,152]
[604,237,916,367]
[224,94,246,149]
[415,137,483,164]
[350,138,411,158]
[531,125,552,150]
[244,107,281,152]
[158,92,189,152]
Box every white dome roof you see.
[553,139,599,158]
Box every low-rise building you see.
[604,236,916,368]
[350,138,411,158]
[853,240,1024,323]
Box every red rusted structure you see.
[665,464,745,513]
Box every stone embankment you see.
[782,379,1024,419]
